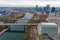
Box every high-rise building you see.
[36,5,39,11]
[38,7,43,12]
[51,7,55,12]
[44,5,50,16]
[42,5,51,16]
[46,5,50,13]
[44,7,47,12]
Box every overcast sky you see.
[0,0,60,7]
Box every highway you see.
[32,26,39,40]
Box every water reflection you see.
[0,12,34,40]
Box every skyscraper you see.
[46,5,50,13]
[36,5,39,11]
[51,7,55,12]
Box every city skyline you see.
[0,0,60,7]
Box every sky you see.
[0,0,60,7]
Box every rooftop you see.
[40,22,57,25]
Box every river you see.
[0,12,34,40]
